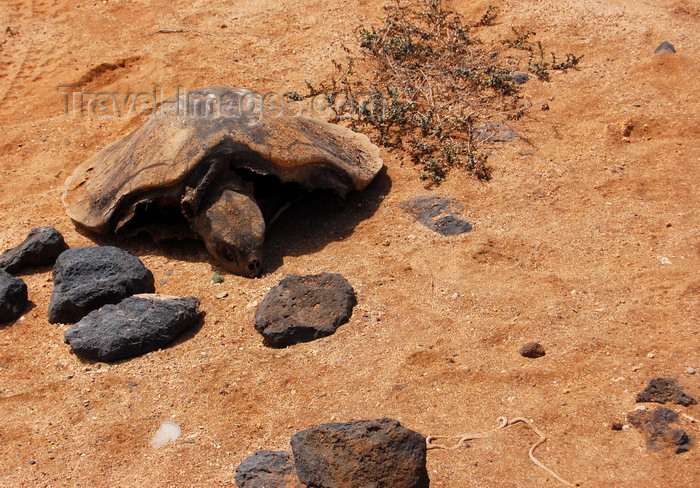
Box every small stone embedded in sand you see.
[0,227,68,274]
[402,196,473,236]
[520,342,546,358]
[150,422,181,448]
[627,407,690,454]
[511,71,530,84]
[654,41,676,55]
[474,121,518,142]
[636,377,696,407]
[0,269,28,324]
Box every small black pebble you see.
[128,382,138,387]
[611,421,623,431]
[29,460,36,465]
[520,342,546,358]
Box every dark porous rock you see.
[235,450,301,488]
[0,270,28,324]
[627,407,691,454]
[254,273,356,348]
[291,418,429,488]
[636,377,696,407]
[64,294,202,361]
[402,196,472,236]
[48,246,155,324]
[0,227,69,274]
[654,41,676,55]
[520,342,546,358]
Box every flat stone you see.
[48,246,155,324]
[235,450,301,488]
[64,294,202,361]
[0,269,28,324]
[474,121,517,142]
[291,418,429,488]
[511,71,530,84]
[0,227,68,274]
[520,342,546,358]
[254,273,356,348]
[654,41,676,55]
[627,407,691,454]
[402,196,472,236]
[636,377,696,407]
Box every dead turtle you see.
[63,87,383,277]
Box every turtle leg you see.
[265,194,307,228]
[181,159,228,219]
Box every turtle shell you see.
[63,87,383,233]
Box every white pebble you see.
[150,422,181,448]
[215,291,229,299]
[687,367,696,375]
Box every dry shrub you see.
[295,0,581,184]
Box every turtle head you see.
[188,186,265,278]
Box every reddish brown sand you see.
[0,0,698,486]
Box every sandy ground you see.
[0,0,698,486]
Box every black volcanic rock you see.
[64,294,202,361]
[291,418,429,488]
[0,227,68,274]
[48,246,154,324]
[0,269,28,324]
[235,450,300,488]
[636,377,696,407]
[254,273,356,348]
[627,407,691,454]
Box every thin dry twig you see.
[427,416,576,487]
[154,28,215,36]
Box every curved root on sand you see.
[426,416,576,487]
